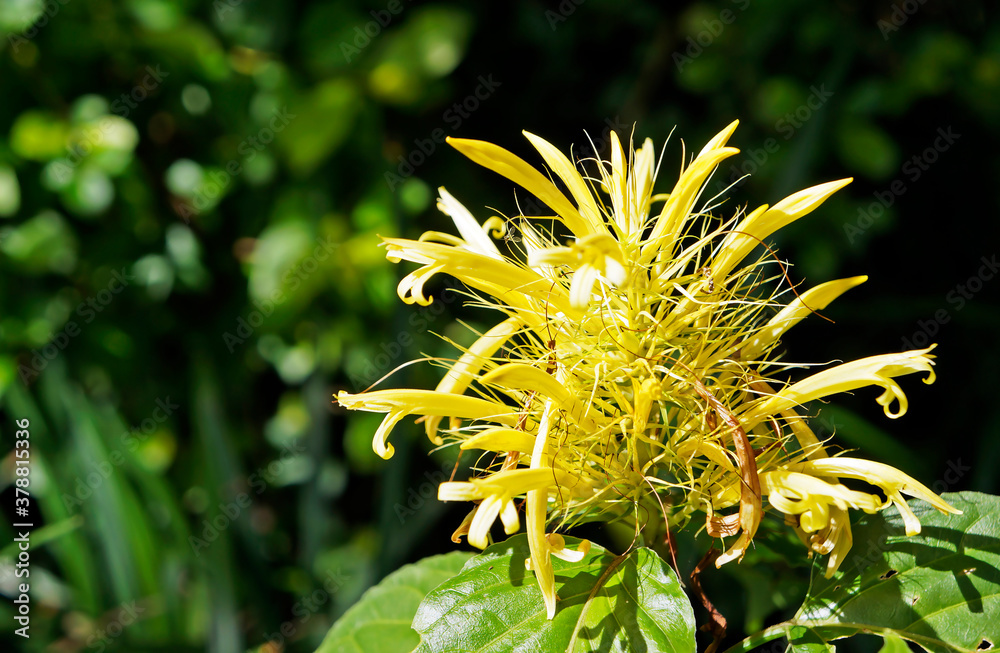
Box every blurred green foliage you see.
[0,1,997,651]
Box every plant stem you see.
[719,622,790,653]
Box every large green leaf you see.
[793,491,1000,653]
[879,636,915,653]
[315,551,473,653]
[787,626,836,653]
[412,534,696,653]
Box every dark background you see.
[0,0,997,651]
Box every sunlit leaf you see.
[315,551,473,653]
[278,79,362,175]
[793,492,1000,653]
[0,164,21,217]
[412,534,696,653]
[0,210,77,274]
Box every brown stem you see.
[690,547,727,653]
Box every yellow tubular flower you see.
[446,138,596,238]
[336,389,518,459]
[789,457,961,536]
[424,316,525,443]
[338,123,958,617]
[459,427,535,454]
[710,178,854,283]
[527,400,559,618]
[741,276,868,362]
[743,347,937,427]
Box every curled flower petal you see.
[821,507,853,577]
[789,457,962,535]
[744,347,937,426]
[546,533,591,563]
[397,264,445,306]
[500,499,520,535]
[337,389,518,459]
[383,237,576,316]
[469,494,505,549]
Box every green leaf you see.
[0,164,20,217]
[787,625,836,653]
[793,491,1000,653]
[315,551,473,653]
[835,118,900,181]
[412,534,696,653]
[278,79,362,176]
[0,210,78,274]
[879,636,914,653]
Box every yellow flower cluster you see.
[337,122,958,618]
